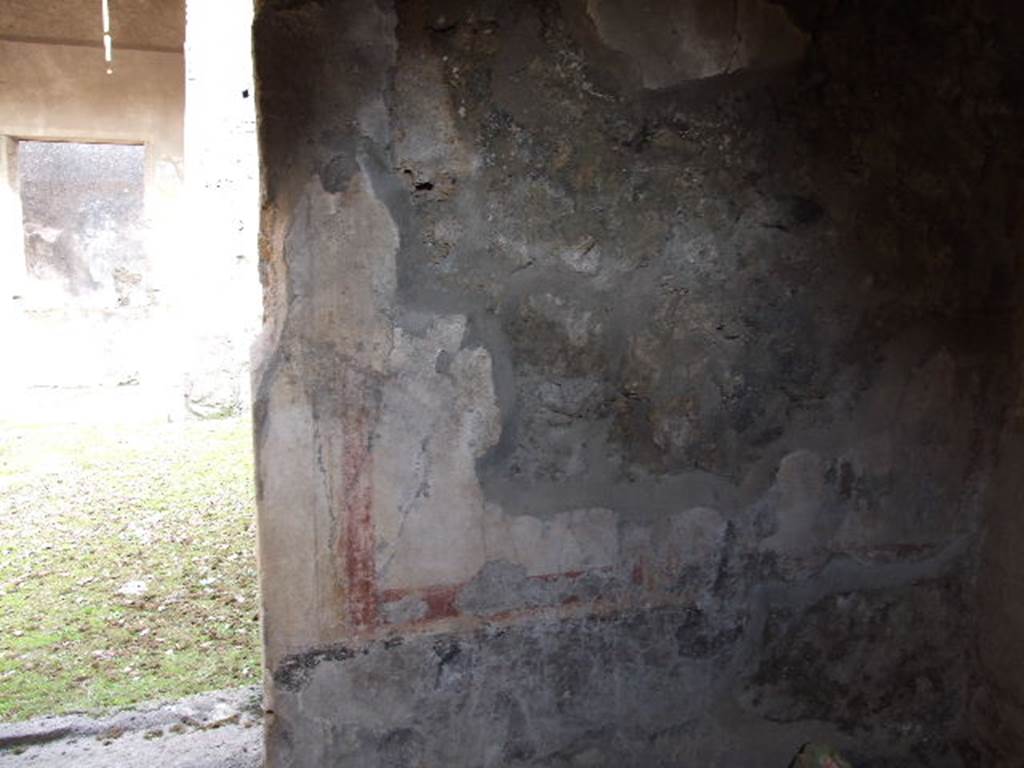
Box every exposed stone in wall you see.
[253,0,1024,765]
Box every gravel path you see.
[0,687,262,767]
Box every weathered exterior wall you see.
[0,136,23,321]
[16,141,153,391]
[0,0,184,51]
[0,37,185,291]
[182,0,261,418]
[0,40,184,171]
[0,36,186,418]
[20,141,147,304]
[252,1,1024,765]
[1,0,260,421]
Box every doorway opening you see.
[12,139,159,419]
[20,140,146,307]
[0,0,261,726]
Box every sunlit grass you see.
[0,417,260,721]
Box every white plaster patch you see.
[257,382,328,665]
[483,506,620,578]
[290,173,399,369]
[762,450,827,554]
[258,173,401,661]
[373,315,502,590]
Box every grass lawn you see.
[0,416,260,722]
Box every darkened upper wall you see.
[0,0,185,51]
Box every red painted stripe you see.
[342,389,378,632]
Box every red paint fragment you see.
[632,560,645,586]
[379,588,405,604]
[341,390,378,631]
[422,586,460,621]
[378,583,466,625]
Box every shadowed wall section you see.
[251,1,1024,765]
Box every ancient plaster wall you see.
[252,1,1024,765]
